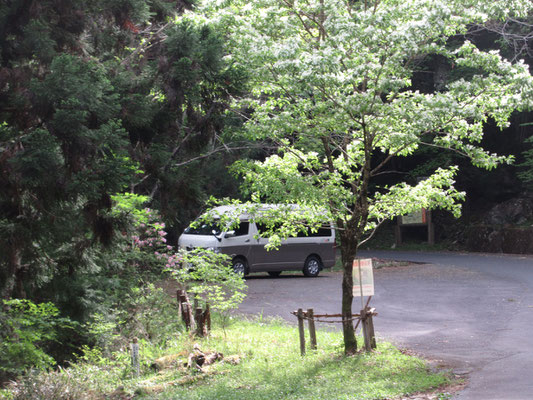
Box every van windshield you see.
[183,222,221,236]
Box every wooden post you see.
[297,308,306,356]
[177,289,183,321]
[427,210,435,245]
[195,307,204,337]
[361,307,377,351]
[205,303,211,332]
[180,294,188,328]
[193,296,201,334]
[183,302,191,330]
[180,294,191,330]
[361,309,372,352]
[178,284,195,330]
[366,307,377,349]
[307,308,317,350]
[131,337,140,377]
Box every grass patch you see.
[1,315,452,400]
[139,316,450,400]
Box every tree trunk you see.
[340,230,358,354]
[2,244,22,299]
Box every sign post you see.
[352,258,374,298]
[353,259,376,351]
[396,208,434,246]
[131,337,140,377]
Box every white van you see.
[177,205,336,277]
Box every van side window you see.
[233,222,249,237]
[256,222,332,238]
[256,222,282,237]
[297,226,332,237]
[184,222,221,235]
[315,227,333,237]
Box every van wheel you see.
[268,271,282,277]
[303,256,321,277]
[232,257,248,276]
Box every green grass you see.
[1,315,452,400]
[136,316,450,400]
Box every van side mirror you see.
[224,230,236,238]
[212,229,223,242]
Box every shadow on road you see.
[244,274,330,280]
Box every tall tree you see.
[0,0,145,299]
[204,0,533,353]
[0,0,246,305]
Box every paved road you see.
[237,251,533,400]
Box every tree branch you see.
[120,21,173,67]
[358,218,386,248]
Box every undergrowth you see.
[0,314,452,400]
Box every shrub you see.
[5,369,93,400]
[170,248,247,314]
[0,299,75,381]
[120,284,185,346]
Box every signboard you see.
[352,258,374,297]
[400,208,427,225]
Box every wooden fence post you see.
[180,293,192,331]
[205,303,211,332]
[297,308,306,356]
[177,289,182,321]
[366,307,377,349]
[292,307,377,354]
[307,308,317,350]
[195,307,204,337]
[361,309,372,352]
[183,302,191,330]
[360,307,378,351]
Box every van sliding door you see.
[249,222,287,272]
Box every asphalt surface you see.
[237,250,533,400]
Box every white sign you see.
[352,258,374,297]
[400,208,427,225]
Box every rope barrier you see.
[293,306,378,354]
[290,309,377,324]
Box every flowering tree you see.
[199,0,533,353]
[114,193,246,314]
[112,194,176,275]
